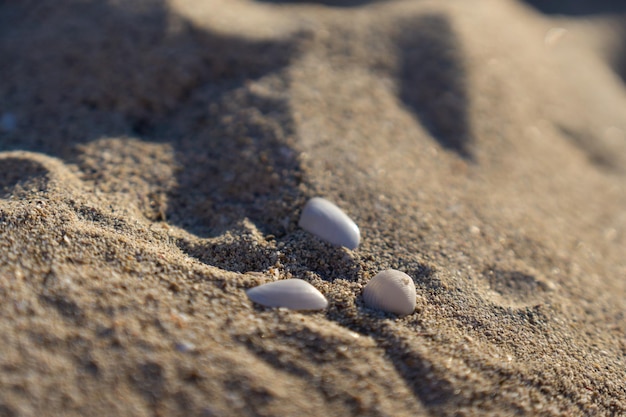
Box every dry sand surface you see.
[1,0,626,415]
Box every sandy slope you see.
[1,0,626,415]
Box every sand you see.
[1,0,626,415]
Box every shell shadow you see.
[396,13,473,160]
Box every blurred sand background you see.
[1,0,626,415]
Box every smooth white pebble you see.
[246,278,328,311]
[298,197,360,250]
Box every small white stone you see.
[246,278,328,311]
[363,269,416,316]
[298,197,360,250]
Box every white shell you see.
[298,197,360,250]
[246,279,328,310]
[363,270,416,316]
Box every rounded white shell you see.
[246,279,328,310]
[363,270,416,316]
[298,197,360,250]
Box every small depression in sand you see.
[482,268,555,308]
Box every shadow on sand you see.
[396,13,473,160]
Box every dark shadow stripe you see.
[396,13,473,159]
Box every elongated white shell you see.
[363,270,416,316]
[246,279,328,310]
[298,197,360,250]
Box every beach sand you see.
[1,0,626,415]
